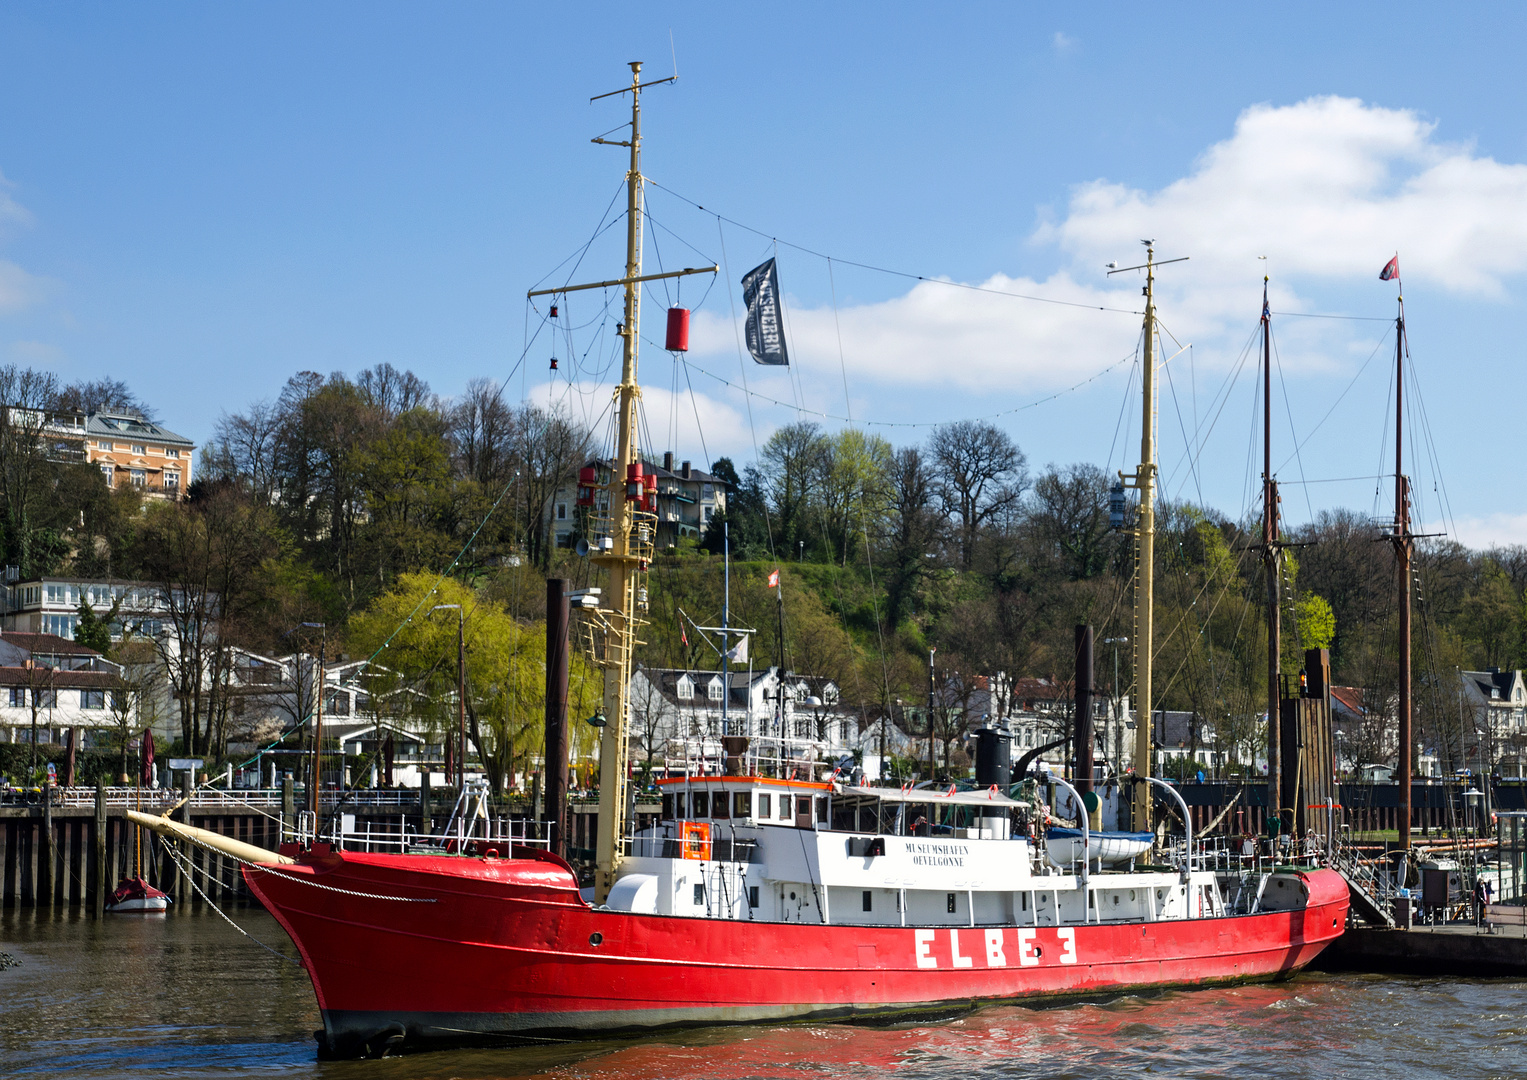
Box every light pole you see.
[1102,637,1127,776]
[299,622,327,819]
[431,604,466,790]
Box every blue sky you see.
[2,4,1526,545]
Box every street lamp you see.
[430,604,466,790]
[1102,637,1127,774]
[299,622,327,819]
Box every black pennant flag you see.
[742,258,789,366]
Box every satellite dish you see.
[575,538,591,557]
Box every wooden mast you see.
[529,64,714,902]
[1390,293,1413,852]
[1262,278,1283,832]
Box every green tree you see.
[348,573,601,794]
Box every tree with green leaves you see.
[348,573,602,794]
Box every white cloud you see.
[0,261,44,315]
[1044,96,1527,297]
[1451,513,1527,551]
[1052,31,1076,54]
[688,97,1527,396]
[5,340,65,366]
[525,377,760,466]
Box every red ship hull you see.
[244,849,1349,1058]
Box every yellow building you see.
[80,411,194,498]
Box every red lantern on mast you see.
[625,463,644,502]
[665,308,690,352]
[576,466,596,507]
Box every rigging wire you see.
[646,178,1146,317]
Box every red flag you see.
[1379,256,1399,281]
[140,729,155,786]
[680,621,689,647]
[768,569,780,588]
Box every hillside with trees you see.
[1,360,1519,781]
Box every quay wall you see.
[0,790,634,912]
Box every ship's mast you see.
[1109,242,1185,832]
[1390,294,1413,853]
[1262,279,1283,831]
[1132,247,1157,831]
[529,63,715,902]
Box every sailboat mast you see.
[1131,245,1158,831]
[1262,279,1283,830]
[1393,296,1412,852]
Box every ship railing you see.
[626,826,759,863]
[33,786,434,810]
[293,809,555,854]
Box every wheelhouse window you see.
[712,791,730,819]
[733,791,750,818]
[758,793,771,818]
[691,791,709,817]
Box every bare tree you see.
[758,421,828,556]
[929,420,1028,570]
[55,377,154,420]
[205,400,284,502]
[879,446,941,629]
[0,364,62,574]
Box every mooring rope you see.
[162,843,302,966]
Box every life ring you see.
[681,821,712,860]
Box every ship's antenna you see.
[531,63,715,903]
[1108,242,1187,835]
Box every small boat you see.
[105,875,170,913]
[1046,827,1154,867]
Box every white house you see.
[627,665,860,778]
[0,631,126,747]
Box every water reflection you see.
[2,910,1524,1079]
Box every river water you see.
[2,909,1525,1080]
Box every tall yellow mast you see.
[1108,241,1185,831]
[529,63,714,902]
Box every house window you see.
[327,692,350,717]
[707,680,723,701]
[676,677,693,700]
[165,448,180,458]
[8,688,23,707]
[701,483,714,502]
[96,440,111,450]
[557,503,567,520]
[130,469,146,487]
[131,444,145,455]
[164,472,180,491]
[34,688,57,708]
[81,689,105,709]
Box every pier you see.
[0,785,652,911]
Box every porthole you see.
[790,891,796,900]
[589,933,603,946]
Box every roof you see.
[0,666,118,689]
[1152,710,1211,748]
[583,457,729,488]
[1463,668,1523,702]
[839,785,1027,808]
[0,632,102,657]
[1330,685,1366,718]
[86,412,194,448]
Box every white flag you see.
[726,636,749,663]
